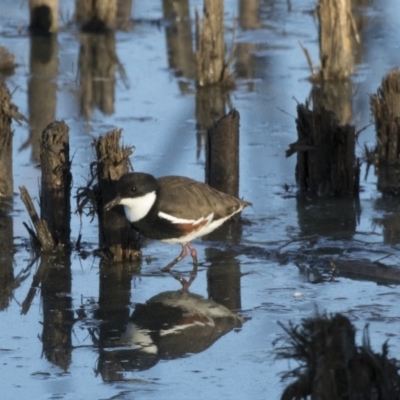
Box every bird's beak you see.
[104,196,122,212]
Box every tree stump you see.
[311,80,352,125]
[287,103,359,197]
[0,82,44,263]
[277,314,400,400]
[94,129,140,261]
[0,81,14,311]
[19,121,71,253]
[0,82,13,201]
[196,85,228,132]
[29,0,58,33]
[206,109,240,198]
[20,186,55,252]
[0,46,15,73]
[40,121,71,249]
[195,0,234,87]
[370,69,400,194]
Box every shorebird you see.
[104,172,251,271]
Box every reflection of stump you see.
[40,121,71,248]
[116,0,133,31]
[78,33,116,119]
[376,208,400,245]
[26,34,58,164]
[41,255,73,371]
[29,0,58,33]
[296,196,359,240]
[75,0,116,32]
[94,129,140,261]
[287,103,359,197]
[238,0,261,30]
[318,0,354,80]
[370,69,400,194]
[195,0,233,86]
[163,0,195,80]
[206,109,240,198]
[95,261,134,381]
[206,248,241,311]
[236,0,258,86]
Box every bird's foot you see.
[161,259,178,273]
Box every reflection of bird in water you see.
[104,172,251,272]
[125,290,243,366]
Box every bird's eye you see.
[131,186,136,192]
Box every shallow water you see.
[1,1,400,399]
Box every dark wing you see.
[157,176,250,220]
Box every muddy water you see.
[1,1,400,399]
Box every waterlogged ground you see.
[1,1,400,399]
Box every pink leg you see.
[185,243,198,280]
[186,243,198,264]
[161,243,198,273]
[177,244,188,261]
[162,243,198,290]
[161,244,188,272]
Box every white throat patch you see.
[120,191,156,222]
